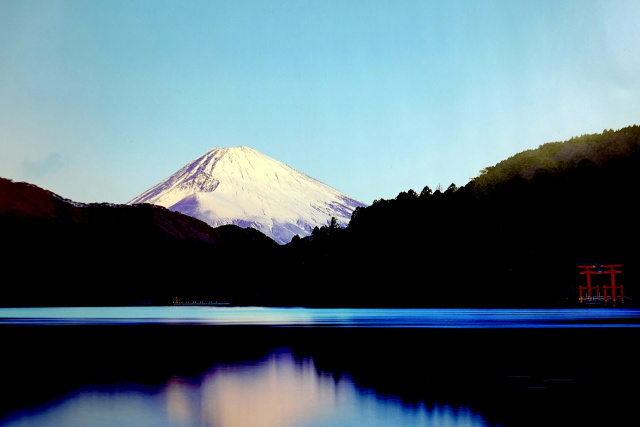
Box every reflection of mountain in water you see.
[166,351,348,427]
[2,326,638,427]
[2,330,490,427]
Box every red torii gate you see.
[577,263,624,304]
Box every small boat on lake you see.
[172,297,230,306]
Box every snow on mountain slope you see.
[127,147,367,244]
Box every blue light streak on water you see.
[0,307,639,327]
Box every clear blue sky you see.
[1,0,639,204]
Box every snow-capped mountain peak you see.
[128,147,367,244]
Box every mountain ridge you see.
[0,176,278,306]
[0,177,276,247]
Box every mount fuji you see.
[127,147,367,244]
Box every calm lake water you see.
[1,307,639,427]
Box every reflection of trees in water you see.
[289,327,640,427]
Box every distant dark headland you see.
[0,178,277,307]
[2,125,639,307]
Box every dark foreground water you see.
[1,308,639,427]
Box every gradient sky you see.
[1,0,639,204]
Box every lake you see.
[1,307,639,427]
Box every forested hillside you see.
[278,126,640,307]
[471,125,640,194]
